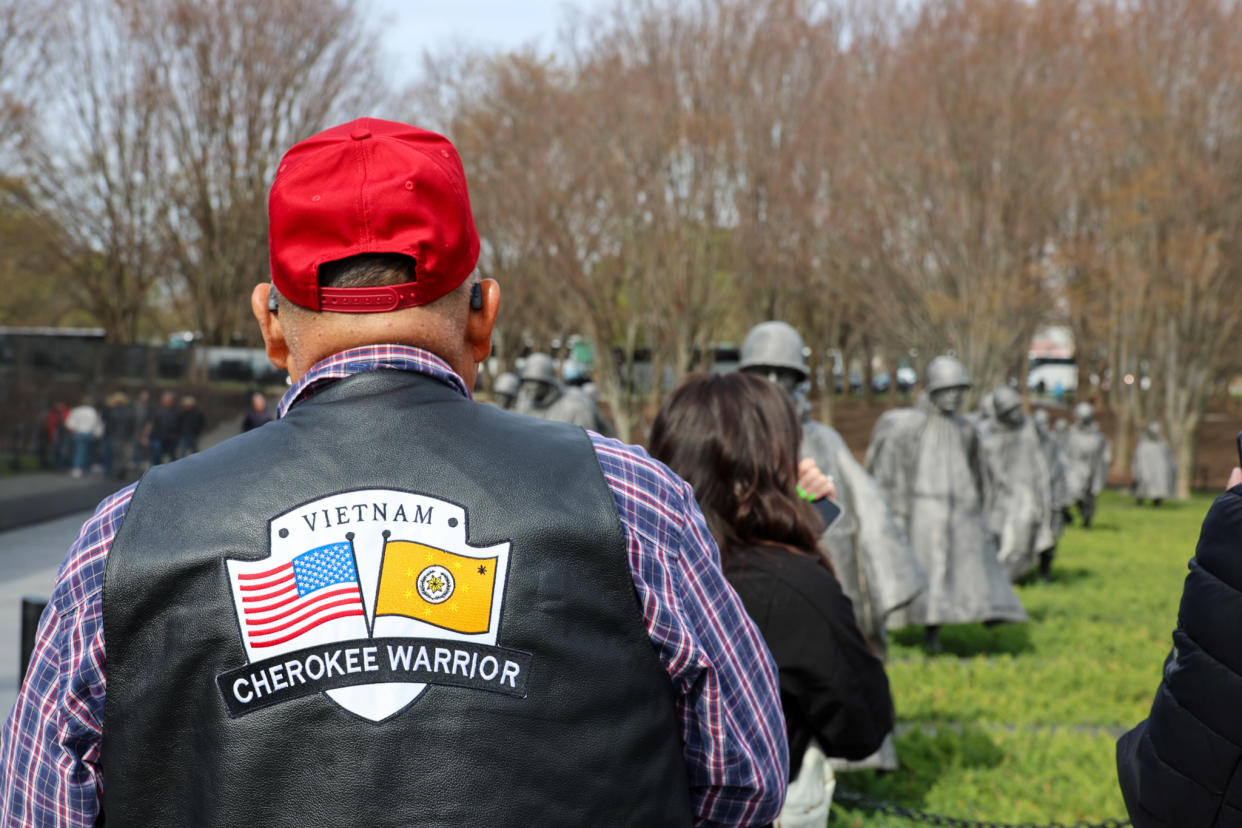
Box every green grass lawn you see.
[831,488,1221,826]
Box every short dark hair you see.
[317,253,418,288]
[649,372,827,570]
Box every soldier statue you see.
[1031,408,1069,580]
[1132,421,1176,506]
[1063,401,1111,527]
[979,388,1055,582]
[738,321,924,771]
[968,391,997,440]
[1053,417,1069,450]
[578,382,617,438]
[738,322,924,655]
[491,372,520,410]
[865,355,1027,653]
[515,353,600,430]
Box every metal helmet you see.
[992,386,1022,418]
[1146,421,1162,438]
[1033,408,1050,427]
[737,322,808,379]
[493,372,520,398]
[520,353,558,385]
[925,355,971,393]
[1074,401,1094,423]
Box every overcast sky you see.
[366,0,611,84]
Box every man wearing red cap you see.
[0,119,787,827]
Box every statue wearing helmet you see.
[515,352,606,432]
[1063,401,1111,527]
[865,354,1027,652]
[1132,421,1176,506]
[491,372,520,411]
[738,322,810,394]
[738,320,924,772]
[1031,407,1070,579]
[978,386,1058,582]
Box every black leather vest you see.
[102,370,692,826]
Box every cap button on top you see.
[350,127,372,141]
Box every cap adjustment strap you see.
[318,282,425,313]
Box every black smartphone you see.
[812,497,842,529]
[1236,430,1242,471]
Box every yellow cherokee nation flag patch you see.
[375,540,498,634]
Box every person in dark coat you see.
[1117,468,1242,826]
[241,392,272,432]
[239,394,271,434]
[175,396,206,458]
[144,391,180,464]
[101,391,136,478]
[651,371,893,827]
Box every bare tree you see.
[13,0,383,343]
[147,0,384,344]
[16,0,169,342]
[0,0,50,157]
[1059,0,1242,495]
[845,0,1076,401]
[427,52,581,376]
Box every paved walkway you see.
[0,421,242,715]
[0,511,90,718]
[0,421,239,532]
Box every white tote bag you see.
[776,742,836,828]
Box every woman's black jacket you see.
[725,544,894,780]
[1118,486,1242,826]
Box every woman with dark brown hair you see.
[650,372,893,827]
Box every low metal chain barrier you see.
[833,790,1131,828]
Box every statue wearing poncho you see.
[866,357,1027,646]
[1032,408,1070,580]
[1063,402,1111,527]
[738,321,925,769]
[979,388,1055,582]
[1132,422,1176,505]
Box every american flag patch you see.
[237,542,364,648]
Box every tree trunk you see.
[1167,409,1198,500]
[861,337,874,402]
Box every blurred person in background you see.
[101,391,135,478]
[37,402,61,468]
[175,396,205,457]
[129,390,151,469]
[240,392,271,432]
[144,390,179,464]
[65,397,102,478]
[651,372,893,828]
[52,401,72,469]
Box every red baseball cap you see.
[268,118,480,312]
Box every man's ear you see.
[251,283,290,370]
[466,279,500,363]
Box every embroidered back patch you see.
[218,489,526,722]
